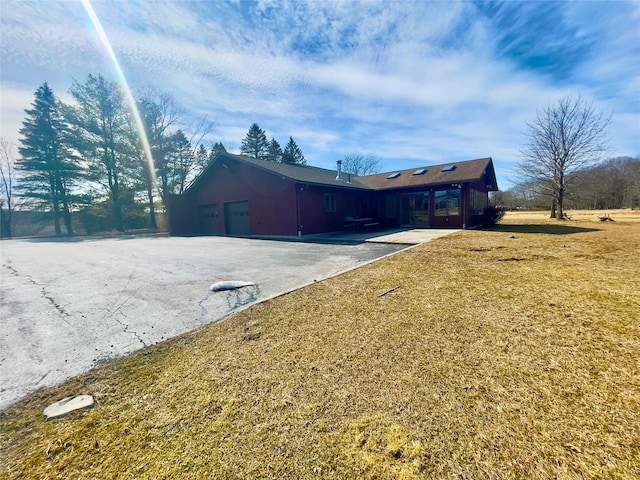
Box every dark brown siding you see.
[298,185,375,235]
[169,159,298,236]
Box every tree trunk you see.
[50,173,61,235]
[550,198,556,219]
[147,185,157,229]
[556,189,564,220]
[0,207,11,238]
[57,176,74,236]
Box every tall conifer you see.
[18,82,77,235]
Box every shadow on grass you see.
[486,224,601,235]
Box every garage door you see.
[198,204,220,235]
[224,201,251,236]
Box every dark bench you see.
[363,222,380,231]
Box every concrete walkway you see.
[302,228,461,245]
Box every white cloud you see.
[1,0,638,191]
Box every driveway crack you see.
[4,263,70,324]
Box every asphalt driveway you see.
[0,234,405,409]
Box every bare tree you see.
[340,153,381,176]
[518,96,611,219]
[0,137,17,238]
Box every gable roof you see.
[187,153,498,193]
[359,157,498,191]
[188,152,371,191]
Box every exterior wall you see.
[168,159,497,236]
[167,193,198,235]
[169,159,299,236]
[297,185,375,235]
[373,180,491,229]
[466,179,491,228]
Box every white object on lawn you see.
[44,395,94,419]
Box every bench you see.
[363,222,380,231]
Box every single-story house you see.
[167,152,498,237]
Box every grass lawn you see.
[1,210,639,479]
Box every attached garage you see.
[224,201,251,236]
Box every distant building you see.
[167,152,498,237]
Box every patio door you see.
[401,192,430,226]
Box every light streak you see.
[81,0,157,188]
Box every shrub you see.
[484,205,505,226]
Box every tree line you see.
[0,77,310,238]
[495,156,640,212]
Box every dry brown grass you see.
[2,214,639,479]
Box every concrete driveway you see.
[0,234,405,409]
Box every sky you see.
[1,0,639,189]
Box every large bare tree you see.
[518,96,611,219]
[340,153,381,176]
[0,137,17,238]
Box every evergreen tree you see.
[266,138,283,162]
[66,74,134,232]
[209,142,226,162]
[240,123,269,160]
[168,130,196,194]
[17,82,77,235]
[195,144,209,171]
[282,137,306,165]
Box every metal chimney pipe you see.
[336,160,344,182]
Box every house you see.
[166,152,498,237]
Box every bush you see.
[484,205,505,226]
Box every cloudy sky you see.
[1,0,639,188]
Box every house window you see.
[324,193,336,212]
[470,188,488,215]
[434,189,461,216]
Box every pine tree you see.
[195,144,209,170]
[240,123,269,160]
[168,130,195,194]
[18,82,77,235]
[266,138,283,162]
[209,142,226,162]
[282,137,306,165]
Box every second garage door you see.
[224,201,251,236]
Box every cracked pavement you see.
[0,234,404,409]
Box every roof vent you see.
[441,165,457,172]
[387,172,401,179]
[412,168,427,175]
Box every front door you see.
[401,193,430,226]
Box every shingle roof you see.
[227,154,372,189]
[359,157,498,191]
[188,153,498,193]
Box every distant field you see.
[504,208,640,223]
[1,214,639,479]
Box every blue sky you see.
[1,0,639,189]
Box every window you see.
[386,172,401,179]
[412,168,427,175]
[324,193,336,212]
[470,188,488,215]
[434,189,461,216]
[441,165,457,172]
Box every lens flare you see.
[81,0,157,188]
